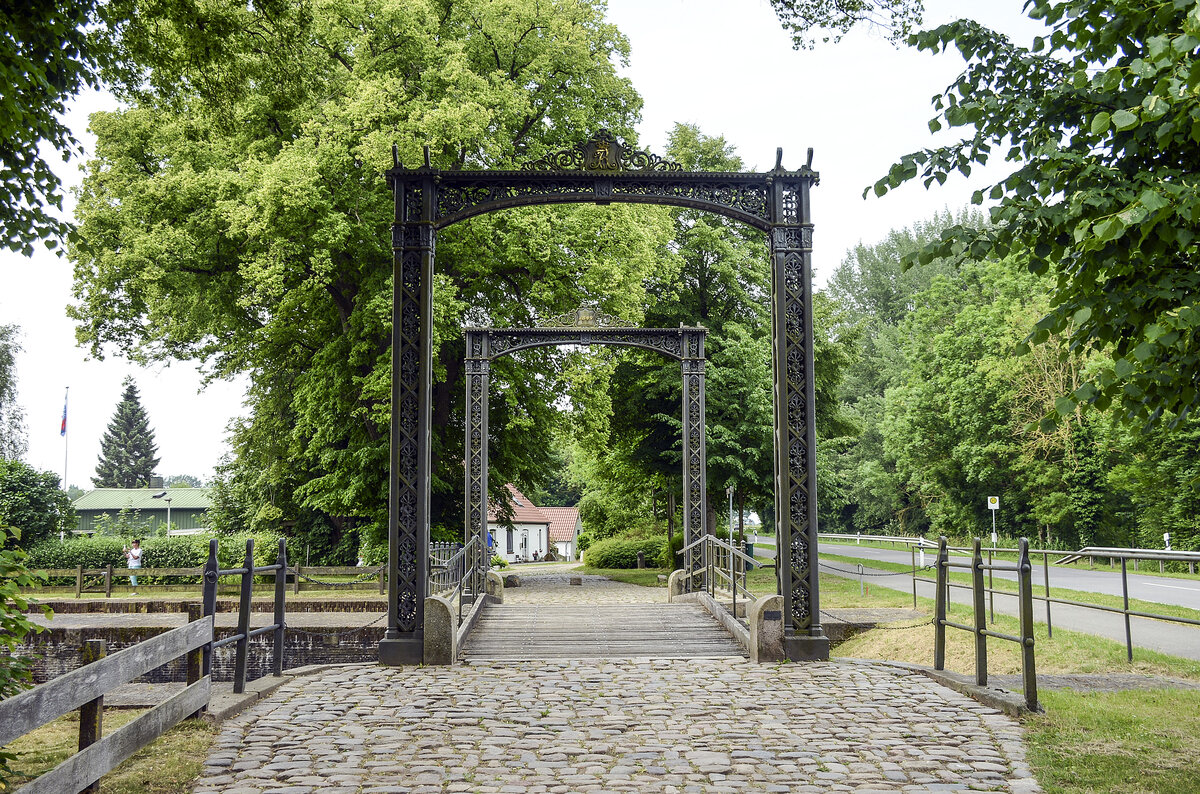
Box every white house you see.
[487,484,551,563]
[542,506,581,561]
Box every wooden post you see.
[78,638,107,794]
[186,604,205,718]
[76,564,84,599]
[104,564,113,598]
[233,539,254,694]
[378,566,385,595]
[293,564,301,595]
[273,539,287,677]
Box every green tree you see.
[874,0,1200,427]
[0,325,26,461]
[0,0,112,253]
[92,377,161,488]
[69,0,666,550]
[0,459,74,546]
[164,474,202,488]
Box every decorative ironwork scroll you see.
[383,132,826,664]
[463,317,707,589]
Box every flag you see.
[60,391,67,437]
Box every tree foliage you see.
[69,0,668,549]
[0,0,109,253]
[766,0,924,47]
[92,377,161,488]
[0,460,74,547]
[874,0,1200,427]
[0,325,27,461]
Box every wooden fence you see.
[0,619,212,793]
[29,562,384,597]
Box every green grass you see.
[1024,689,1200,794]
[3,709,215,793]
[819,550,1200,624]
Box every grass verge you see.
[3,710,214,793]
[1024,689,1200,794]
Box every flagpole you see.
[62,386,69,490]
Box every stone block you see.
[485,570,504,603]
[748,594,784,663]
[422,595,457,666]
[569,577,582,586]
[666,569,687,602]
[503,574,521,588]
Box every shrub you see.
[24,531,286,585]
[583,537,666,569]
[490,555,508,569]
[0,525,51,784]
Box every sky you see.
[0,0,1039,489]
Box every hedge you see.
[24,531,286,585]
[583,537,666,569]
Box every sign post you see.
[987,496,1000,547]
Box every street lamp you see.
[152,490,172,533]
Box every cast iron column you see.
[464,331,490,591]
[380,167,434,665]
[681,328,707,590]
[769,161,828,660]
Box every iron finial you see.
[392,144,399,169]
[807,147,814,168]
[423,146,432,168]
[775,147,783,171]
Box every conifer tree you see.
[92,377,160,488]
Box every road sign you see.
[987,496,1000,510]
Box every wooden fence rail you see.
[29,564,383,597]
[0,618,212,794]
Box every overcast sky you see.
[0,0,1037,489]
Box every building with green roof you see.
[72,488,213,535]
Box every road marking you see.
[1142,582,1200,592]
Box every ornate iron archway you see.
[464,308,708,592]
[380,130,828,664]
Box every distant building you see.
[541,506,581,561]
[72,488,213,536]
[487,484,551,563]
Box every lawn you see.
[2,709,214,794]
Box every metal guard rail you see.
[680,534,763,620]
[201,537,287,695]
[429,537,481,624]
[933,536,1039,713]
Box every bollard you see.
[636,551,645,569]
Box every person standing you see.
[124,539,142,595]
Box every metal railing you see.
[933,536,1039,712]
[429,537,481,623]
[679,534,766,621]
[201,537,287,694]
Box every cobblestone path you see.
[194,659,1039,793]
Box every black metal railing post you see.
[1018,538,1039,712]
[233,539,254,694]
[201,538,219,678]
[972,538,987,686]
[1121,555,1133,663]
[934,536,948,671]
[273,538,287,677]
[1043,550,1052,638]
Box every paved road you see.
[818,542,1200,610]
[817,544,1200,662]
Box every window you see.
[506,528,513,554]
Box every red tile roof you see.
[541,507,581,542]
[486,484,549,525]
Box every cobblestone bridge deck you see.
[192,568,1040,793]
